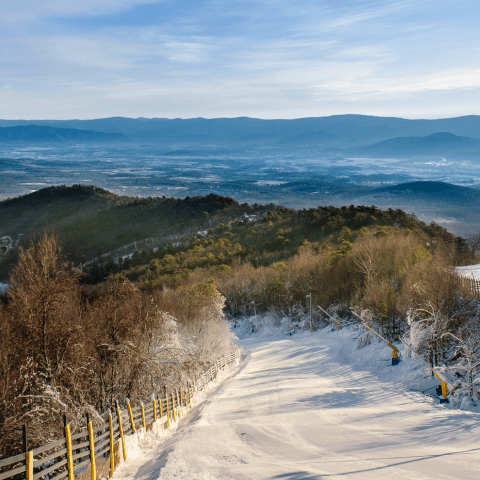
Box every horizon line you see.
[1,113,480,122]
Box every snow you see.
[112,324,480,479]
[455,264,480,280]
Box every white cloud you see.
[0,0,159,23]
[411,69,480,92]
[0,0,479,118]
[311,67,480,98]
[0,30,214,83]
[325,0,426,29]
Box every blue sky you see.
[1,0,479,119]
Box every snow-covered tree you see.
[442,331,480,406]
[178,279,236,366]
[405,302,451,368]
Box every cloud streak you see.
[1,0,479,118]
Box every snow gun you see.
[399,338,455,404]
[350,309,400,366]
[317,305,341,331]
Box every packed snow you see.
[112,322,480,479]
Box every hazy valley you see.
[2,115,480,235]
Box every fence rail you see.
[0,347,243,480]
[458,275,480,297]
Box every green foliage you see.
[326,240,353,264]
[338,226,355,243]
[339,240,353,254]
[412,245,433,265]
[190,278,216,298]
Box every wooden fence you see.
[0,347,243,480]
[458,275,480,297]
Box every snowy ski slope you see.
[113,328,480,479]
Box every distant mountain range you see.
[359,132,480,156]
[0,125,126,142]
[1,115,480,146]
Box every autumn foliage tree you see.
[0,232,90,454]
[0,233,235,456]
[8,232,83,377]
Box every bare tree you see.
[466,232,480,260]
[354,238,378,287]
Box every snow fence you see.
[0,347,243,480]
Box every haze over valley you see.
[2,115,480,235]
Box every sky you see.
[1,0,479,120]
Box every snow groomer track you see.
[114,330,480,479]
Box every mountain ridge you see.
[0,125,126,142]
[360,132,480,156]
[1,115,480,146]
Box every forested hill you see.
[0,185,469,286]
[0,185,244,278]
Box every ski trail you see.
[113,330,480,479]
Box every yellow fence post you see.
[159,397,164,430]
[87,413,97,480]
[140,401,146,429]
[63,416,74,480]
[152,394,157,423]
[165,387,171,428]
[171,392,176,422]
[179,390,183,416]
[22,425,33,480]
[108,411,114,477]
[115,400,127,461]
[127,398,136,432]
[26,451,33,480]
[188,383,192,409]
